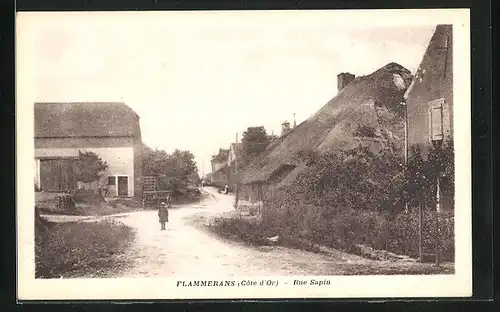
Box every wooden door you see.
[59,159,76,191]
[39,158,76,192]
[117,176,128,197]
[39,159,59,192]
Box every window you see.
[108,176,116,185]
[428,98,445,142]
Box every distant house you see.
[210,148,230,188]
[210,148,229,173]
[34,102,143,198]
[227,143,242,168]
[204,172,214,184]
[405,24,453,156]
[226,142,242,191]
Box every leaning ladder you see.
[142,176,158,208]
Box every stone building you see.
[34,102,143,198]
[405,24,453,156]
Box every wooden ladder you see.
[142,176,158,208]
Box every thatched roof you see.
[239,62,413,186]
[211,148,230,163]
[35,102,140,138]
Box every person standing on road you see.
[158,202,169,230]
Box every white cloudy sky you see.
[18,11,437,176]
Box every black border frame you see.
[2,0,494,309]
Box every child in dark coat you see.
[158,202,169,230]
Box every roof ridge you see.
[239,61,410,185]
[35,102,140,138]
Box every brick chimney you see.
[337,72,355,92]
[281,121,291,136]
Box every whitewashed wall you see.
[212,161,226,173]
[35,147,135,197]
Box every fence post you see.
[272,185,276,214]
[419,205,423,262]
[435,174,441,266]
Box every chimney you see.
[281,121,291,136]
[337,72,355,92]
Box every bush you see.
[354,125,378,138]
[210,216,274,246]
[35,193,58,212]
[259,144,454,261]
[73,203,139,216]
[75,151,108,184]
[261,202,454,261]
[284,146,405,213]
[389,211,454,261]
[72,188,105,205]
[35,219,135,278]
[406,139,454,211]
[107,198,143,209]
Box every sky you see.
[18,11,437,176]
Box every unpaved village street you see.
[108,187,382,278]
[40,187,452,278]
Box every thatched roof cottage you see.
[237,62,413,203]
[35,102,143,198]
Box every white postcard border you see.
[16,8,472,300]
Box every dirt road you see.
[108,187,379,278]
[102,187,452,277]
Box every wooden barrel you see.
[56,193,75,212]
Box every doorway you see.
[117,176,129,197]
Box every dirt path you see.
[40,188,453,277]
[110,187,383,277]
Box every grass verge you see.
[35,215,136,278]
[36,190,205,216]
[205,214,454,275]
[36,191,145,216]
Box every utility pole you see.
[233,132,239,209]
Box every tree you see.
[166,149,198,181]
[74,151,108,184]
[142,147,169,177]
[142,147,198,190]
[285,145,405,214]
[241,126,271,158]
[406,138,454,211]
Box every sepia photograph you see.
[16,9,471,300]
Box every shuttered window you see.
[428,98,445,142]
